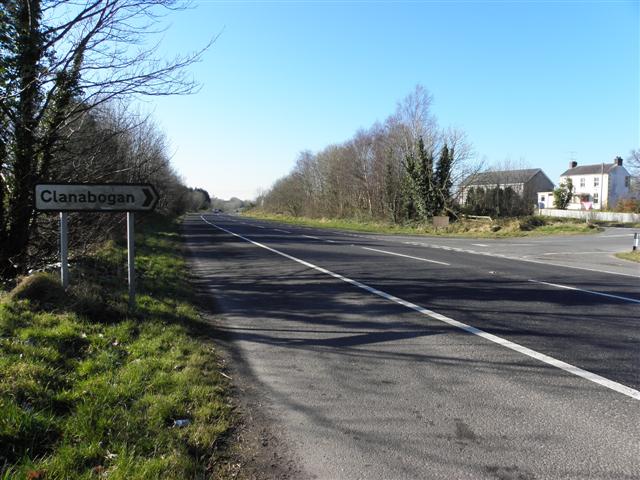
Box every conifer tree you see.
[405,137,435,219]
[434,143,453,214]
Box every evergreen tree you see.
[405,137,435,219]
[553,178,573,210]
[434,143,453,214]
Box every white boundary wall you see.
[538,208,640,223]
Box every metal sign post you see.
[60,212,69,288]
[127,212,136,309]
[35,183,158,308]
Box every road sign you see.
[35,183,158,212]
[35,182,158,310]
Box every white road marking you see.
[200,215,640,401]
[540,251,605,256]
[256,225,266,229]
[529,279,640,305]
[600,234,635,238]
[400,241,640,278]
[303,235,320,240]
[472,243,489,247]
[325,239,337,243]
[274,229,290,234]
[361,247,450,266]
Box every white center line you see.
[303,235,320,240]
[200,215,640,401]
[362,247,450,266]
[274,229,290,234]
[529,279,640,305]
[472,243,489,247]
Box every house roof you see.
[463,168,543,187]
[560,164,619,176]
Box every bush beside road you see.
[0,216,234,479]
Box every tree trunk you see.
[2,0,42,276]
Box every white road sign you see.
[35,183,158,212]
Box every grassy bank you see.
[0,216,232,479]
[615,250,640,263]
[242,210,601,238]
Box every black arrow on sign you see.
[142,187,154,208]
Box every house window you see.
[594,177,599,187]
[593,193,599,204]
[580,177,585,188]
[625,176,631,188]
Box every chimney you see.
[614,156,623,167]
[570,161,578,169]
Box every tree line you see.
[258,86,476,223]
[0,1,211,280]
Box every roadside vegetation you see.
[254,86,639,233]
[243,211,601,238]
[615,250,640,263]
[0,1,212,282]
[0,216,233,479]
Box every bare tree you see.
[0,0,212,277]
[388,84,439,158]
[25,101,192,269]
[258,86,481,224]
[627,149,640,196]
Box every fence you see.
[537,208,640,223]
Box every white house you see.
[538,157,632,210]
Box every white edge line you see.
[362,246,450,266]
[303,235,320,240]
[200,215,640,401]
[529,279,640,305]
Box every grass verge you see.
[0,215,232,479]
[615,250,640,263]
[242,210,601,238]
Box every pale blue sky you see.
[147,0,639,200]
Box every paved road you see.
[184,213,639,480]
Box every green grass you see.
[0,216,232,479]
[242,210,601,238]
[615,250,640,263]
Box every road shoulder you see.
[183,225,305,480]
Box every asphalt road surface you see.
[183,213,639,480]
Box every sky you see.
[145,0,639,200]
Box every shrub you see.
[518,216,547,231]
[614,198,640,213]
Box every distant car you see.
[212,209,222,213]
